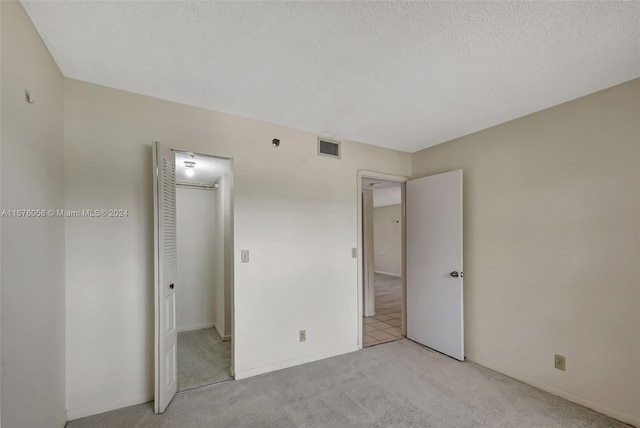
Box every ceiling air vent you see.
[317,137,341,159]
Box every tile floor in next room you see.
[363,312,403,347]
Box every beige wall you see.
[412,79,640,425]
[373,204,402,276]
[63,78,412,419]
[0,2,66,427]
[176,187,217,332]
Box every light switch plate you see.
[352,248,357,258]
[241,250,249,263]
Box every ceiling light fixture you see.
[184,160,196,177]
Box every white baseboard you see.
[374,270,401,277]
[66,393,152,421]
[466,354,639,427]
[234,345,358,380]
[177,322,215,334]
[214,323,231,342]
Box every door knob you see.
[450,271,463,278]
[169,283,174,289]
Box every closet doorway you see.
[153,142,234,413]
[175,151,233,392]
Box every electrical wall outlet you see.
[554,354,566,371]
[351,248,357,258]
[299,330,306,342]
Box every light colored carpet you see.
[374,273,402,315]
[177,327,231,391]
[67,339,628,427]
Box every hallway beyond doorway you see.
[363,312,402,347]
[373,273,401,315]
[363,273,403,347]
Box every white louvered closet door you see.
[153,141,178,414]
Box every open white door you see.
[153,141,178,413]
[406,170,464,361]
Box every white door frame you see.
[154,146,236,413]
[362,188,375,317]
[356,170,409,349]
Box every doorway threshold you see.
[176,376,235,395]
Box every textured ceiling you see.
[22,1,640,153]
